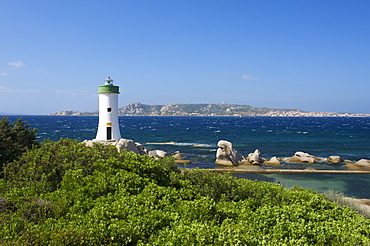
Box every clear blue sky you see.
[1,0,370,115]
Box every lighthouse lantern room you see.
[95,77,122,141]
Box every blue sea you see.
[4,115,370,198]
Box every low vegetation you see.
[0,118,369,245]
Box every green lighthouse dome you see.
[98,76,120,94]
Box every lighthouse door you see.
[107,127,112,140]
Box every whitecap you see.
[146,141,214,147]
[193,143,214,147]
[146,141,176,145]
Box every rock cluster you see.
[214,140,353,166]
[215,140,268,165]
[83,138,370,170]
[83,138,170,159]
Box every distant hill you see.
[47,102,370,117]
[47,102,303,116]
[118,102,304,116]
[47,110,97,116]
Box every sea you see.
[4,115,370,199]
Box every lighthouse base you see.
[86,138,144,154]
[84,138,173,159]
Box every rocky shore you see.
[82,138,370,172]
[215,140,370,170]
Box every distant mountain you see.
[118,102,303,116]
[47,110,97,116]
[47,102,303,116]
[47,103,370,117]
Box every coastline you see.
[45,113,370,117]
[44,102,370,117]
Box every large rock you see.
[148,150,168,158]
[246,149,264,165]
[116,139,140,153]
[135,142,148,155]
[215,140,245,166]
[328,155,343,163]
[264,156,281,165]
[354,159,370,167]
[83,138,162,156]
[172,151,184,160]
[346,159,370,170]
[83,140,95,147]
[284,151,324,163]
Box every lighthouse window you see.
[107,108,112,112]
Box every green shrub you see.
[0,117,38,176]
[1,138,370,245]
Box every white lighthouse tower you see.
[95,77,122,141]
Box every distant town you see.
[48,102,370,117]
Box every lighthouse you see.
[95,77,122,141]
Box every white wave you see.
[146,141,214,147]
[297,131,308,134]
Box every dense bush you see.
[0,117,38,176]
[1,139,369,245]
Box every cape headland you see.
[47,102,370,117]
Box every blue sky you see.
[1,0,370,115]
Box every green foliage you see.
[0,139,370,245]
[0,117,38,176]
